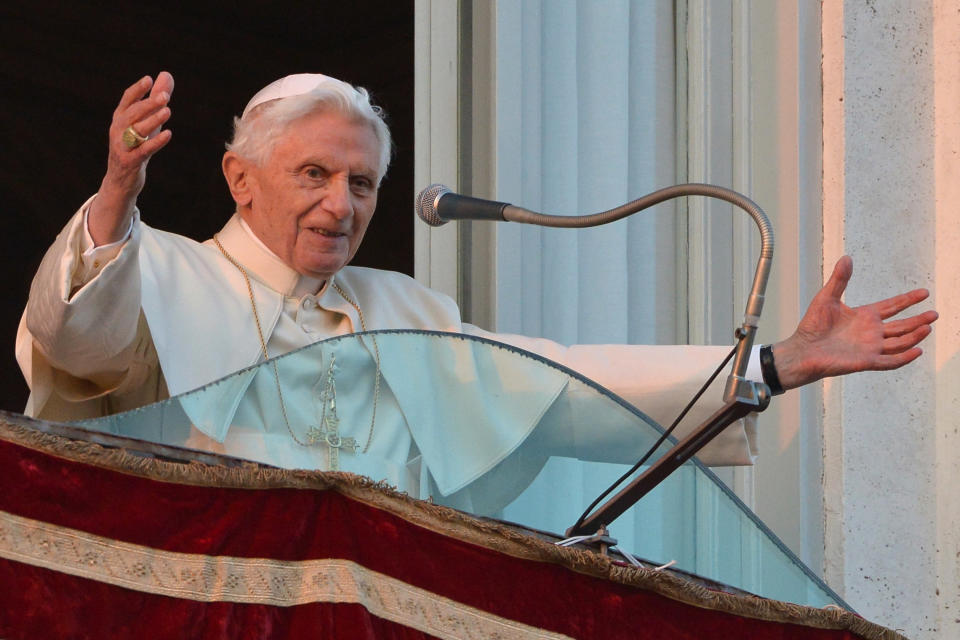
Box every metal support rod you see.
[566,386,770,538]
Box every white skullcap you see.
[241,73,351,119]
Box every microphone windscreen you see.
[415,184,451,227]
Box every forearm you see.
[463,326,761,465]
[88,179,139,246]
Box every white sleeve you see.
[22,196,144,382]
[462,324,761,465]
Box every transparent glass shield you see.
[75,330,845,609]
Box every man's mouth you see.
[307,227,346,238]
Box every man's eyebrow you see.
[296,155,331,167]
[296,154,376,173]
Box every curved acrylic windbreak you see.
[75,329,845,609]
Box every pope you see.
[15,72,938,501]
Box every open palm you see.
[773,256,937,390]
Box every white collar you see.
[215,214,327,298]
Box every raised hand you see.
[771,255,938,390]
[89,72,175,245]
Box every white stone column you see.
[932,1,960,635]
[822,1,959,637]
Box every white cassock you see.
[17,197,762,510]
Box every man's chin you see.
[291,249,349,282]
[292,259,343,283]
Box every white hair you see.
[226,81,393,182]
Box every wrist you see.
[769,337,816,391]
[89,190,136,246]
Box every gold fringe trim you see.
[1,418,907,640]
[0,509,572,640]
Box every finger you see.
[822,255,853,300]
[883,310,939,337]
[872,347,923,371]
[151,71,175,99]
[115,76,153,114]
[117,88,171,128]
[867,288,930,319]
[128,106,171,140]
[882,324,932,355]
[127,129,172,159]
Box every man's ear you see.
[222,152,254,207]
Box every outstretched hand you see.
[771,256,938,390]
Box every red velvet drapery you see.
[0,420,902,640]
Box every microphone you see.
[415,184,515,227]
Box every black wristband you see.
[759,345,785,396]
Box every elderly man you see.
[16,72,937,506]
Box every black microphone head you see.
[415,184,451,227]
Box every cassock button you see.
[303,325,313,333]
[302,298,316,310]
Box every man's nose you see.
[324,179,354,219]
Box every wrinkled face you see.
[238,110,381,281]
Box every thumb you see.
[822,255,853,300]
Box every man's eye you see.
[305,167,325,180]
[351,177,374,193]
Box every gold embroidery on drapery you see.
[0,509,572,640]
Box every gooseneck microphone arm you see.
[416,183,775,405]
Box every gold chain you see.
[213,235,380,454]
[330,281,381,453]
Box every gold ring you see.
[122,126,148,150]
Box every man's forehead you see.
[273,112,380,172]
[284,110,378,143]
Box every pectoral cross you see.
[305,354,358,471]
[305,413,358,471]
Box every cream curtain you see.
[492,0,685,558]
